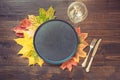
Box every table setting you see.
[12,1,103,72]
[0,0,120,80]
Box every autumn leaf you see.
[61,27,88,71]
[13,6,56,67]
[13,19,31,37]
[20,18,31,28]
[28,15,40,28]
[60,58,78,71]
[28,56,36,65]
[46,6,56,19]
[39,8,46,18]
[37,58,44,67]
[75,27,81,34]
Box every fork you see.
[81,38,97,67]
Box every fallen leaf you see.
[13,6,56,67]
[61,27,88,71]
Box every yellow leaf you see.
[28,57,35,65]
[18,47,30,54]
[14,38,24,46]
[46,6,55,19]
[20,50,34,59]
[73,53,80,62]
[28,15,40,30]
[28,15,37,24]
[37,58,44,67]
[39,8,46,17]
[79,50,87,58]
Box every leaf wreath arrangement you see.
[13,6,88,71]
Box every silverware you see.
[86,39,102,72]
[82,38,97,67]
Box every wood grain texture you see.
[0,0,120,80]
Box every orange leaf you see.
[20,18,31,28]
[61,27,88,71]
[80,33,88,40]
[66,62,72,71]
[60,58,78,71]
[12,18,31,37]
[78,44,86,50]
[60,62,67,70]
[78,50,87,58]
[75,27,81,34]
[73,52,80,62]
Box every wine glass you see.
[67,1,88,23]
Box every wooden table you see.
[0,0,120,80]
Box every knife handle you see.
[82,49,91,67]
[86,57,94,72]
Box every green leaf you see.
[39,8,46,17]
[46,6,55,19]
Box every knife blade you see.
[92,39,102,57]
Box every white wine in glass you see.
[67,1,88,23]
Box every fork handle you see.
[82,49,91,67]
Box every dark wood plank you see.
[0,66,119,80]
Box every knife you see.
[86,39,102,72]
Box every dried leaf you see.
[28,56,35,65]
[20,18,31,28]
[61,27,88,71]
[60,58,78,71]
[75,27,81,34]
[37,58,44,67]
[39,8,46,18]
[46,6,55,19]
[13,19,31,37]
[13,6,56,67]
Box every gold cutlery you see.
[86,39,102,72]
[82,38,97,67]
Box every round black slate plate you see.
[34,19,78,64]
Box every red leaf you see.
[13,26,25,33]
[16,33,24,38]
[60,58,78,71]
[75,27,81,34]
[12,18,31,37]
[20,18,31,28]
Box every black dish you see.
[34,19,78,64]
